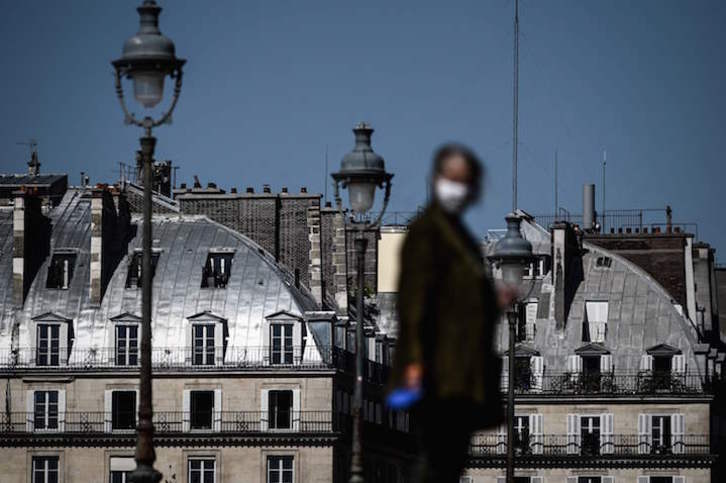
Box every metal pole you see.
[506,308,517,483]
[512,0,519,212]
[349,234,368,483]
[131,128,162,483]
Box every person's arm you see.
[396,224,436,388]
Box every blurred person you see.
[390,143,512,483]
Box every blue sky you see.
[1,1,724,258]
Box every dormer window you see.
[201,251,234,288]
[595,256,612,269]
[582,301,608,343]
[125,251,160,288]
[32,313,72,367]
[264,311,305,366]
[186,312,227,366]
[46,253,76,289]
[640,344,686,391]
[111,313,142,366]
[523,257,548,279]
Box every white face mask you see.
[434,178,470,214]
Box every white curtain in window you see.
[671,413,685,454]
[600,413,614,454]
[529,414,543,454]
[638,414,652,454]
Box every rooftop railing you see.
[500,371,710,395]
[469,434,711,457]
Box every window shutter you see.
[638,414,652,454]
[637,477,650,483]
[601,477,614,483]
[567,477,578,483]
[567,414,580,454]
[292,388,301,431]
[672,354,686,373]
[568,355,582,382]
[600,413,614,454]
[671,413,684,454]
[531,356,544,392]
[501,356,509,390]
[213,389,222,432]
[104,389,113,433]
[26,390,34,432]
[672,477,685,483]
[57,390,66,432]
[600,354,613,373]
[260,389,268,431]
[496,424,506,455]
[182,389,191,432]
[531,477,543,483]
[134,389,140,426]
[640,354,654,371]
[214,324,224,366]
[529,414,543,454]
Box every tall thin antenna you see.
[554,148,558,218]
[324,144,329,204]
[512,0,520,212]
[602,149,607,231]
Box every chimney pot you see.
[263,184,271,193]
[281,187,288,193]
[300,187,307,193]
[230,187,237,194]
[246,187,254,193]
[325,201,332,208]
[180,183,187,189]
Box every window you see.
[188,458,215,483]
[513,357,532,391]
[595,256,612,268]
[268,390,293,430]
[270,323,293,365]
[192,324,215,366]
[654,356,672,374]
[639,478,685,483]
[652,415,672,453]
[109,457,135,483]
[580,416,601,455]
[47,253,76,289]
[523,257,546,278]
[32,456,59,483]
[583,301,608,343]
[579,478,602,483]
[267,456,294,483]
[125,251,160,288]
[513,415,530,455]
[36,324,60,366]
[115,325,138,366]
[201,252,234,288]
[34,391,58,431]
[112,391,136,430]
[190,391,214,430]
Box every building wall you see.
[377,227,406,294]
[461,468,710,483]
[0,446,333,483]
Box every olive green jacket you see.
[391,203,502,425]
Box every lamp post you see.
[112,2,185,482]
[487,213,535,483]
[331,122,393,483]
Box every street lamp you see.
[487,213,535,483]
[331,122,393,483]
[112,2,185,482]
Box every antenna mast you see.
[602,149,607,231]
[554,149,558,218]
[512,0,520,212]
[324,144,329,204]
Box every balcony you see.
[468,434,713,468]
[0,411,335,437]
[500,371,709,396]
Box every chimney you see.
[332,211,348,310]
[666,205,673,233]
[246,187,254,193]
[263,184,271,194]
[281,187,288,194]
[13,191,51,307]
[300,187,308,193]
[230,187,237,194]
[551,221,582,330]
[90,187,125,304]
[583,184,596,231]
[307,204,323,304]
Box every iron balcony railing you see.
[469,434,711,457]
[500,371,710,395]
[0,411,335,434]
